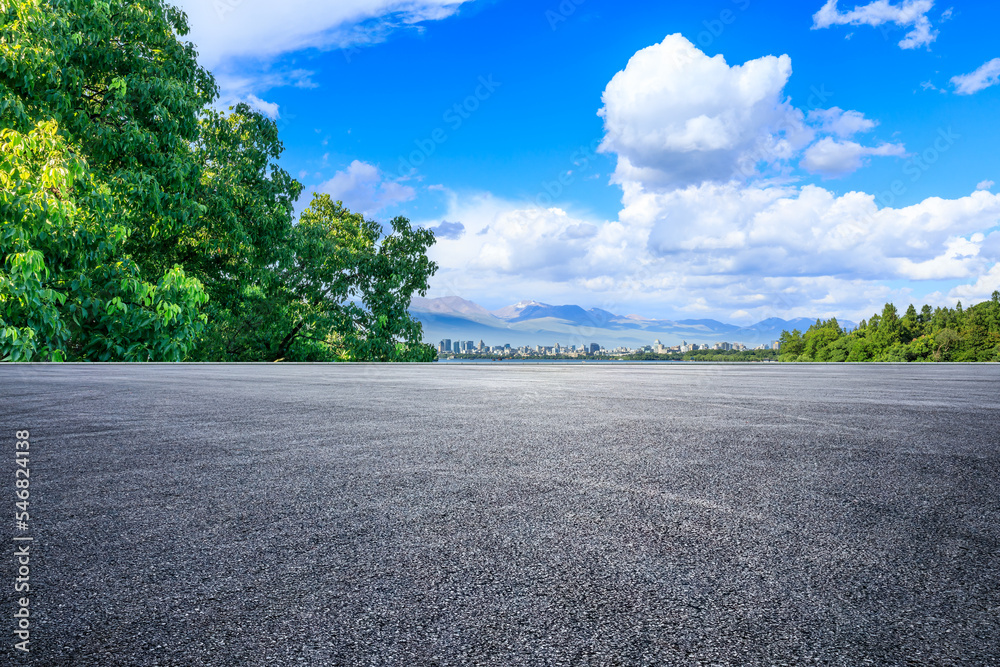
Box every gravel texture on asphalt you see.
[1,363,999,666]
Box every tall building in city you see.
[589,343,600,355]
[477,340,485,351]
[439,339,452,353]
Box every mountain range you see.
[410,297,856,348]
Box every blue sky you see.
[175,0,1000,322]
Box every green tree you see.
[1,0,213,360]
[778,295,1000,364]
[268,194,438,362]
[3,1,440,362]
[955,300,1000,362]
[934,328,961,361]
[901,304,919,342]
[0,120,207,361]
[778,329,805,361]
[186,103,303,360]
[801,318,843,361]
[903,335,936,362]
[872,303,901,356]
[825,336,852,362]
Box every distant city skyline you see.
[435,337,781,357]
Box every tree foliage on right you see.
[778,294,1000,363]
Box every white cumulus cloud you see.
[951,58,1000,95]
[422,193,637,286]
[598,34,808,189]
[812,0,938,49]
[625,183,1000,283]
[598,35,903,187]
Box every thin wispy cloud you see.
[951,58,1000,95]
[174,0,471,105]
[812,0,938,49]
[174,0,471,68]
[800,138,907,178]
[315,160,416,217]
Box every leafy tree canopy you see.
[2,0,438,362]
[779,296,1000,363]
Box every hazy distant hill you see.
[410,297,854,348]
[411,296,496,318]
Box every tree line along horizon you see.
[2,1,998,363]
[776,297,1000,363]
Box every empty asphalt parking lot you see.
[2,363,999,666]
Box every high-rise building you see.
[439,339,452,353]
[478,340,485,351]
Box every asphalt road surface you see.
[1,363,999,666]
